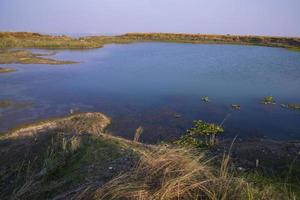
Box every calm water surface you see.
[1,43,300,143]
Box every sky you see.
[0,0,299,37]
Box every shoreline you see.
[2,112,299,168]
[1,32,299,65]
[0,112,299,199]
[0,49,77,65]
[1,32,299,51]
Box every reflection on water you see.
[0,43,300,143]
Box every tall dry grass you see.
[94,147,250,200]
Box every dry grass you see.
[93,144,296,200]
[1,112,298,199]
[86,32,300,51]
[1,32,299,51]
[94,147,245,200]
[0,32,100,49]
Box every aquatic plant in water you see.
[281,103,300,110]
[176,120,224,147]
[202,96,210,103]
[262,96,275,105]
[288,104,300,110]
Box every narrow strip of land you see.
[0,49,77,65]
[1,32,300,51]
[86,33,300,51]
[0,32,101,49]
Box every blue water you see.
[1,43,300,143]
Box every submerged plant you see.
[262,96,275,105]
[202,96,210,103]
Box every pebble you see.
[237,167,245,171]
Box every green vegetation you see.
[0,67,16,73]
[262,96,276,105]
[0,49,77,65]
[0,113,299,199]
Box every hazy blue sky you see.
[0,0,299,36]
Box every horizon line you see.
[1,30,300,39]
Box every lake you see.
[0,43,300,143]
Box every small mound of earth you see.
[0,112,139,200]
